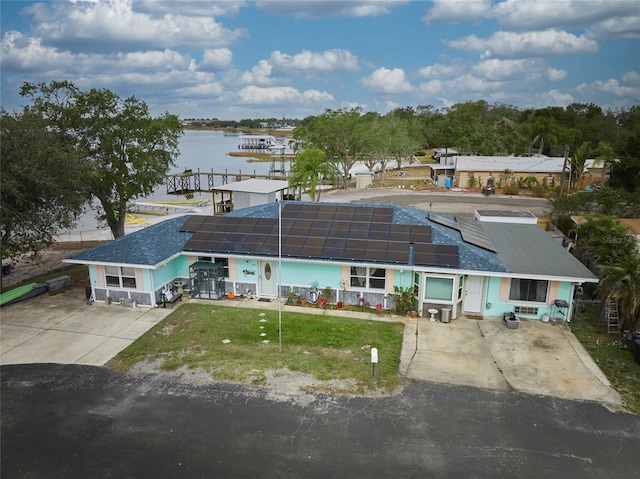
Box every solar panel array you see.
[181,203,459,267]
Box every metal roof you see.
[480,222,598,282]
[210,178,289,194]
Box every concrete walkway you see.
[0,289,623,409]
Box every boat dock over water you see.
[165,168,287,196]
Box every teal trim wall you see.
[281,261,342,289]
[153,255,189,289]
[393,269,412,289]
[483,276,575,320]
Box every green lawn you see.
[570,305,640,416]
[109,303,405,394]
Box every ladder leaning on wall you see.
[602,298,621,337]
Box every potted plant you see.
[322,285,334,305]
[288,289,300,305]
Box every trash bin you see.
[441,307,452,323]
[85,286,92,300]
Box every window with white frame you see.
[350,266,386,289]
[509,279,548,303]
[105,266,137,289]
[424,277,454,301]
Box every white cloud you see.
[237,85,334,105]
[417,63,465,79]
[360,67,414,94]
[423,0,492,24]
[546,68,568,82]
[176,82,225,97]
[25,0,246,51]
[541,89,574,105]
[472,58,567,82]
[270,49,359,75]
[446,29,598,59]
[491,0,636,31]
[238,60,274,86]
[199,48,234,72]
[135,1,247,17]
[255,1,408,19]
[586,15,640,41]
[576,72,640,106]
[1,31,75,72]
[1,31,195,75]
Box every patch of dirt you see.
[127,358,393,404]
[1,242,102,290]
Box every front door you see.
[259,261,276,297]
[464,276,483,314]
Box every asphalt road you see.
[2,364,639,478]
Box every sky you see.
[1,0,639,120]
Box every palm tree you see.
[598,252,640,331]
[569,141,590,190]
[288,148,336,201]
[594,140,616,188]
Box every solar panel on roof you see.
[457,219,498,252]
[345,239,367,249]
[304,237,325,248]
[369,230,390,241]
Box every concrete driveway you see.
[1,286,172,366]
[399,316,623,408]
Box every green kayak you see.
[0,283,38,307]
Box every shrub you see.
[503,184,520,195]
[392,286,416,315]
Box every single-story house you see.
[65,202,597,321]
[429,154,600,189]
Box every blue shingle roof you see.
[66,202,510,274]
[67,216,193,266]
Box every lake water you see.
[63,130,275,239]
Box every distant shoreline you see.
[183,126,295,138]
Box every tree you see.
[288,148,335,201]
[569,141,591,190]
[598,252,640,331]
[1,108,87,259]
[594,140,617,188]
[295,108,366,189]
[20,81,183,238]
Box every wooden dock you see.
[165,168,288,196]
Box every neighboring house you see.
[429,154,600,189]
[65,202,597,322]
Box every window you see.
[425,277,453,301]
[467,172,475,177]
[350,266,386,290]
[105,266,137,289]
[198,256,229,278]
[509,279,548,303]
